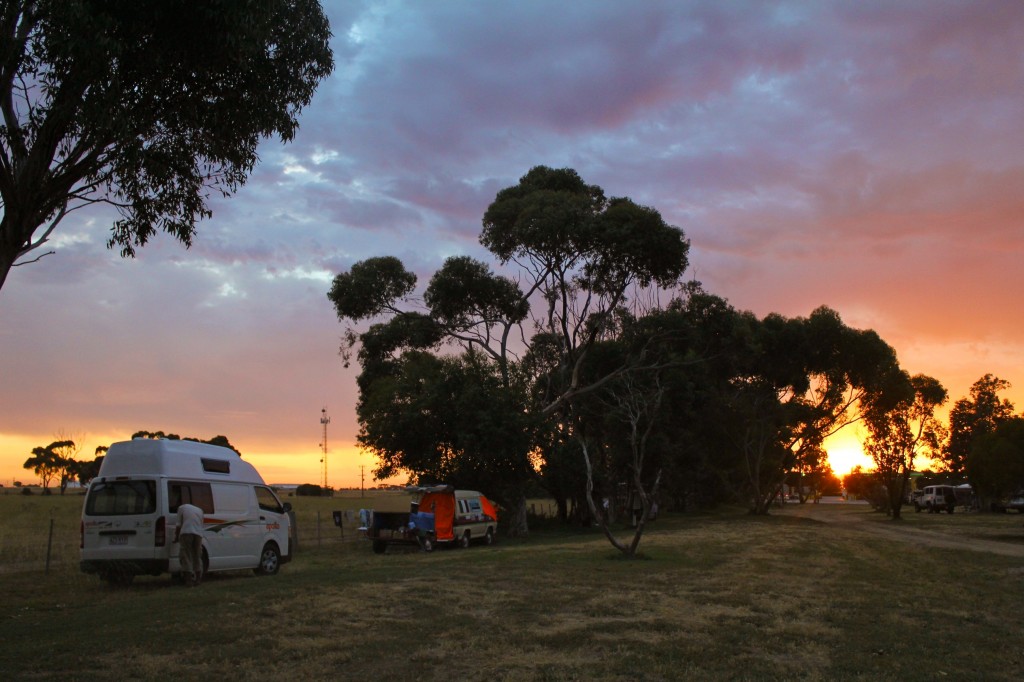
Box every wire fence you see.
[0,494,565,575]
[0,506,370,576]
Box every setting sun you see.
[823,427,873,477]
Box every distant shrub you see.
[296,483,323,497]
[20,487,33,495]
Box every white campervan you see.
[80,438,291,586]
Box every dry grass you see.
[1,497,1023,680]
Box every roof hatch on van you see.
[201,458,230,474]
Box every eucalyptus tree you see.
[22,439,72,491]
[690,303,901,514]
[862,373,948,519]
[329,166,689,538]
[355,348,537,502]
[0,0,333,291]
[968,417,1024,508]
[561,317,674,555]
[942,375,1015,477]
[777,307,902,503]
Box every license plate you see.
[109,536,128,545]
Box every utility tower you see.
[319,407,330,489]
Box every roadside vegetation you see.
[2,494,1022,680]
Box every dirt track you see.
[781,501,1024,560]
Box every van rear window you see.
[85,481,157,516]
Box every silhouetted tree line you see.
[317,169,931,551]
[24,431,241,494]
[329,167,1024,553]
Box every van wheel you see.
[485,528,495,545]
[255,542,280,575]
[459,531,471,549]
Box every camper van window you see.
[85,481,156,516]
[201,458,231,474]
[255,486,283,513]
[467,499,482,514]
[168,481,215,514]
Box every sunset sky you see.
[2,1,1022,487]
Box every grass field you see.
[1,494,1023,680]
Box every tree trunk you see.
[0,255,13,292]
[505,493,529,537]
[555,496,568,522]
[578,437,630,553]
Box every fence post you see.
[45,517,54,574]
[288,508,298,552]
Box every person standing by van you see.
[175,503,205,586]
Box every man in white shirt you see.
[175,503,205,586]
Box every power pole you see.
[320,407,330,490]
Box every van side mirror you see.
[283,502,292,513]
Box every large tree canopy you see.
[0,0,333,290]
[968,417,1024,504]
[942,374,1015,476]
[862,373,948,519]
[329,166,690,540]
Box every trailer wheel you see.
[255,542,281,575]
[459,531,471,549]
[421,535,434,553]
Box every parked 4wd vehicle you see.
[991,491,1024,513]
[915,485,956,514]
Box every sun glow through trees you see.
[823,428,873,477]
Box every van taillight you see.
[155,516,166,547]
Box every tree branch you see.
[12,249,53,266]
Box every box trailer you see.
[361,485,498,553]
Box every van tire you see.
[255,542,281,575]
[485,528,495,545]
[459,531,471,549]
